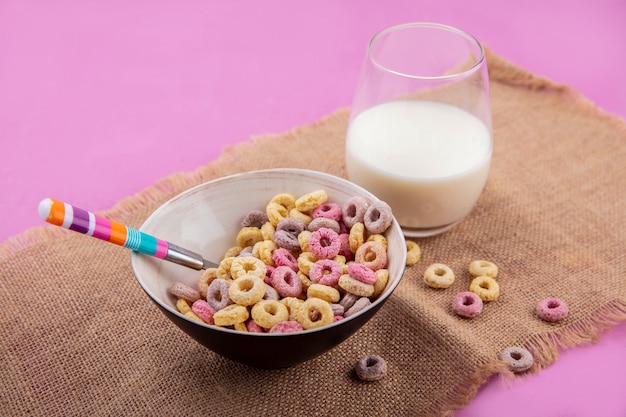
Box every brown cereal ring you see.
[372,269,389,298]
[349,222,365,253]
[289,208,313,226]
[342,196,369,229]
[240,210,268,228]
[297,297,334,330]
[363,200,393,234]
[236,227,264,248]
[469,260,499,278]
[169,282,200,303]
[197,267,219,299]
[308,217,341,234]
[355,241,388,271]
[216,257,236,280]
[266,202,289,227]
[500,346,534,373]
[423,263,455,289]
[345,296,372,318]
[338,274,375,297]
[307,283,341,303]
[228,275,266,306]
[355,354,387,381]
[295,189,328,212]
[405,240,421,266]
[230,256,267,280]
[469,276,500,301]
[213,304,249,327]
[251,300,290,329]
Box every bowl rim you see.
[130,168,407,336]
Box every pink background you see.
[1,1,625,415]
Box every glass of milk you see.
[346,22,492,237]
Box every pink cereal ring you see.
[270,266,303,298]
[246,319,265,333]
[347,263,377,285]
[309,259,343,286]
[363,200,393,234]
[191,299,216,325]
[269,320,304,333]
[264,265,276,285]
[337,233,354,261]
[169,281,200,303]
[342,196,369,229]
[312,203,343,221]
[334,315,344,322]
[354,241,388,271]
[272,247,299,271]
[536,297,569,322]
[452,292,484,318]
[308,227,341,259]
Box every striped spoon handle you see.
[38,198,217,270]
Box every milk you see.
[346,100,492,233]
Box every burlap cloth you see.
[1,51,625,417]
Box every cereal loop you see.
[348,222,365,253]
[452,292,483,318]
[297,271,313,293]
[297,230,312,252]
[246,319,265,333]
[230,256,267,280]
[266,202,289,227]
[269,321,304,333]
[307,283,341,303]
[367,234,388,249]
[272,248,299,271]
[216,257,236,280]
[295,190,328,212]
[191,299,216,325]
[312,203,342,221]
[345,297,372,318]
[469,260,499,278]
[263,283,280,300]
[309,227,341,259]
[260,221,275,241]
[252,240,277,266]
[237,227,264,248]
[297,251,317,276]
[363,200,393,234]
[206,278,234,311]
[336,233,354,261]
[289,208,313,226]
[309,259,343,286]
[423,263,455,289]
[281,297,304,321]
[241,209,268,228]
[348,263,377,285]
[273,229,301,252]
[500,347,534,373]
[169,282,200,303]
[197,268,218,299]
[223,246,243,258]
[270,193,296,212]
[308,217,341,234]
[276,218,306,237]
[536,297,569,322]
[271,266,303,298]
[251,300,290,329]
[297,297,334,330]
[338,274,375,297]
[229,275,266,306]
[342,196,369,229]
[213,304,249,327]
[355,241,388,271]
[355,354,387,381]
[469,276,500,301]
[405,240,421,266]
[372,269,389,298]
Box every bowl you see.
[130,168,407,368]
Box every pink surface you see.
[1,1,625,415]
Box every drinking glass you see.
[346,22,492,237]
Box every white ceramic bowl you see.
[131,168,406,368]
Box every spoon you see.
[38,198,218,270]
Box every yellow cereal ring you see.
[270,193,296,212]
[266,202,289,226]
[297,271,313,292]
[234,322,248,332]
[236,227,264,248]
[406,240,421,266]
[223,246,243,258]
[469,276,500,301]
[298,230,312,252]
[338,274,375,297]
[423,263,455,289]
[216,257,236,280]
[295,190,328,212]
[281,297,304,321]
[297,297,334,330]
[176,298,203,322]
[367,234,388,249]
[228,275,266,306]
[372,269,390,298]
[333,255,349,274]
[349,222,365,253]
[230,256,267,280]
[197,267,219,299]
[260,221,276,240]
[297,251,317,276]
[252,240,277,266]
[213,304,249,327]
[251,300,290,329]
[307,283,341,303]
[469,260,498,278]
[289,208,313,226]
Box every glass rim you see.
[367,22,486,80]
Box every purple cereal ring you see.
[344,297,372,318]
[246,319,266,333]
[452,292,483,318]
[191,299,216,325]
[355,354,387,382]
[271,266,303,298]
[312,203,343,221]
[206,278,233,311]
[276,218,306,237]
[263,284,280,300]
[348,263,377,285]
[536,297,569,322]
[337,233,354,261]
[309,259,343,286]
[500,346,534,373]
[273,229,301,252]
[241,210,268,228]
[169,281,200,303]
[309,227,341,259]
[363,200,393,234]
[272,247,299,271]
[330,303,345,317]
[354,241,388,271]
[269,320,304,333]
[339,293,359,310]
[308,217,341,234]
[342,196,369,229]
